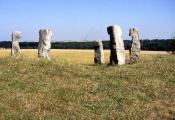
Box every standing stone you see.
[107,25,125,65]
[94,40,104,64]
[38,29,52,59]
[11,31,21,56]
[129,28,140,63]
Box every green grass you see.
[0,54,175,119]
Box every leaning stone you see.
[107,25,125,65]
[94,40,104,64]
[129,28,140,63]
[38,29,52,59]
[11,31,21,56]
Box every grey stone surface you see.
[11,31,21,56]
[94,40,104,64]
[38,29,52,59]
[129,28,140,63]
[107,25,125,65]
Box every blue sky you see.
[0,0,175,41]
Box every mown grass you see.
[0,49,175,120]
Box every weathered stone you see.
[94,40,104,64]
[38,29,52,59]
[107,25,125,65]
[129,28,140,63]
[11,31,21,56]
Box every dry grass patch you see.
[0,49,168,64]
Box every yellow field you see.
[0,49,168,64]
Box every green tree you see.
[169,32,175,54]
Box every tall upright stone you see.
[38,29,52,59]
[11,31,21,56]
[129,28,140,63]
[94,40,104,64]
[107,25,125,65]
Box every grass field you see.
[0,49,174,119]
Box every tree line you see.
[0,39,174,51]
